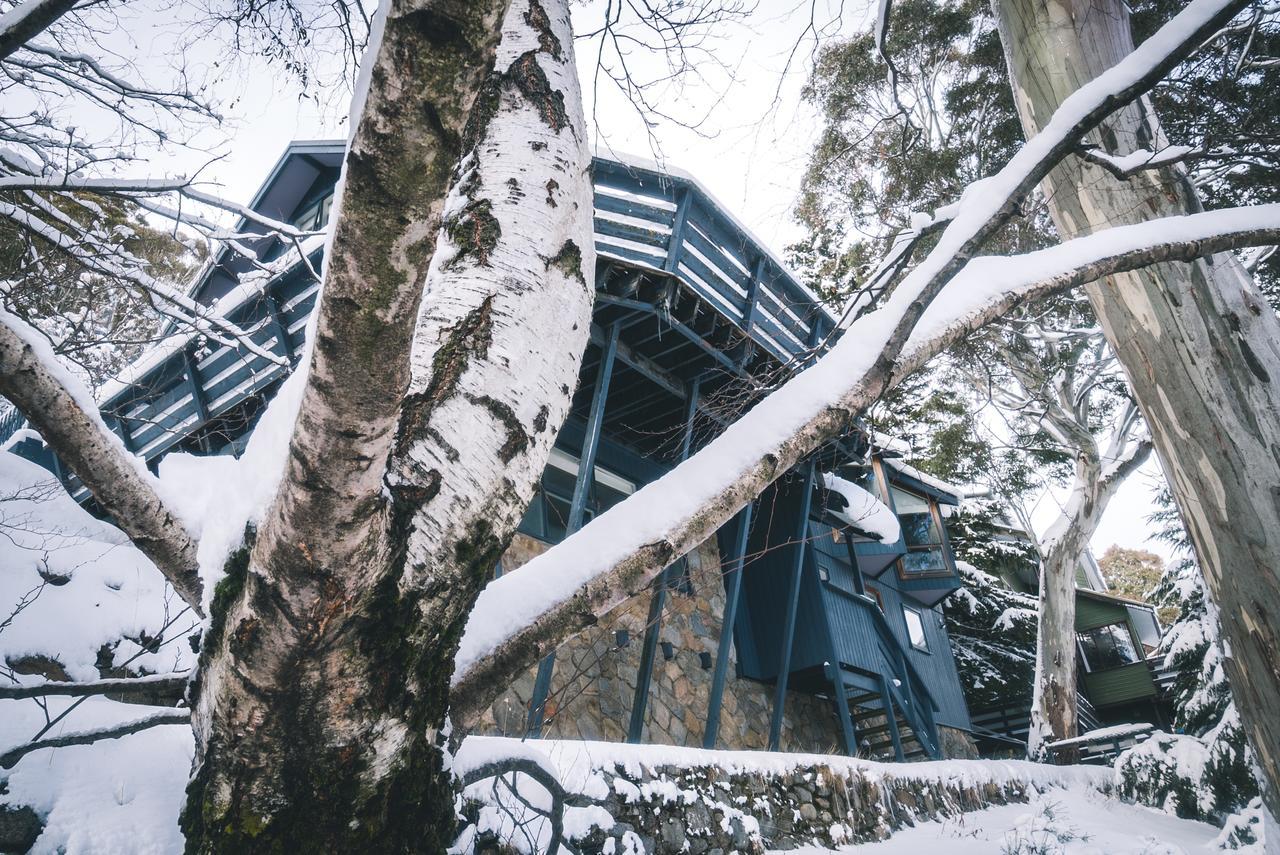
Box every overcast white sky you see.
[115,0,1177,565]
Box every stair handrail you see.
[849,591,942,758]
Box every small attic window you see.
[292,192,334,231]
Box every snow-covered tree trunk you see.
[995,0,1280,809]
[0,310,203,610]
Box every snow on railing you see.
[1,158,835,500]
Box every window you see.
[902,606,929,652]
[1076,622,1141,672]
[291,192,334,231]
[889,485,949,577]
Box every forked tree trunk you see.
[180,0,593,849]
[995,0,1280,807]
[1028,455,1099,761]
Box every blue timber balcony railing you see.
[1,156,835,501]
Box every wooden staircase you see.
[824,593,944,762]
[845,690,935,760]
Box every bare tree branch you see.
[0,708,190,769]
[0,670,192,700]
[0,0,79,62]
[0,310,204,613]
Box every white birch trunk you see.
[386,0,594,622]
[994,0,1280,809]
[182,0,593,847]
[181,0,517,849]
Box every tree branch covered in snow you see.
[0,670,191,700]
[0,0,79,61]
[0,707,190,769]
[0,309,203,612]
[450,200,1280,726]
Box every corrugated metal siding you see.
[1082,662,1157,707]
[735,481,833,681]
[863,574,972,730]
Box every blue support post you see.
[526,324,621,736]
[628,375,701,743]
[880,675,906,761]
[265,293,294,364]
[827,661,858,756]
[106,414,135,454]
[808,308,827,345]
[182,348,210,428]
[743,256,764,333]
[703,500,754,749]
[844,538,867,597]
[664,188,692,274]
[768,463,816,750]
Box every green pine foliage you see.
[941,499,1039,713]
[1113,488,1259,831]
[0,193,200,389]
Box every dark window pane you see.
[545,492,571,543]
[901,547,947,575]
[1076,623,1140,671]
[890,486,940,548]
[517,492,545,539]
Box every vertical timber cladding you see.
[474,532,847,753]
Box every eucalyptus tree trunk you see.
[1028,438,1150,759]
[995,0,1280,806]
[1004,340,1153,759]
[181,0,592,849]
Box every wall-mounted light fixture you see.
[660,641,675,661]
[615,629,630,649]
[699,651,713,670]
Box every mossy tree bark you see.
[181,0,593,850]
[995,0,1280,810]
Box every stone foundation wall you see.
[938,724,980,760]
[459,738,1112,853]
[478,533,874,755]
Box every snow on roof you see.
[1076,587,1159,612]
[880,457,963,504]
[822,472,901,542]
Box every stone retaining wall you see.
[459,738,1111,853]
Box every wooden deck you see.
[2,156,834,502]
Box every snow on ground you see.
[2,695,193,855]
[483,736,1111,796]
[779,787,1227,854]
[1,451,195,853]
[0,453,197,681]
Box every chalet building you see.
[971,523,1173,752]
[2,140,984,760]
